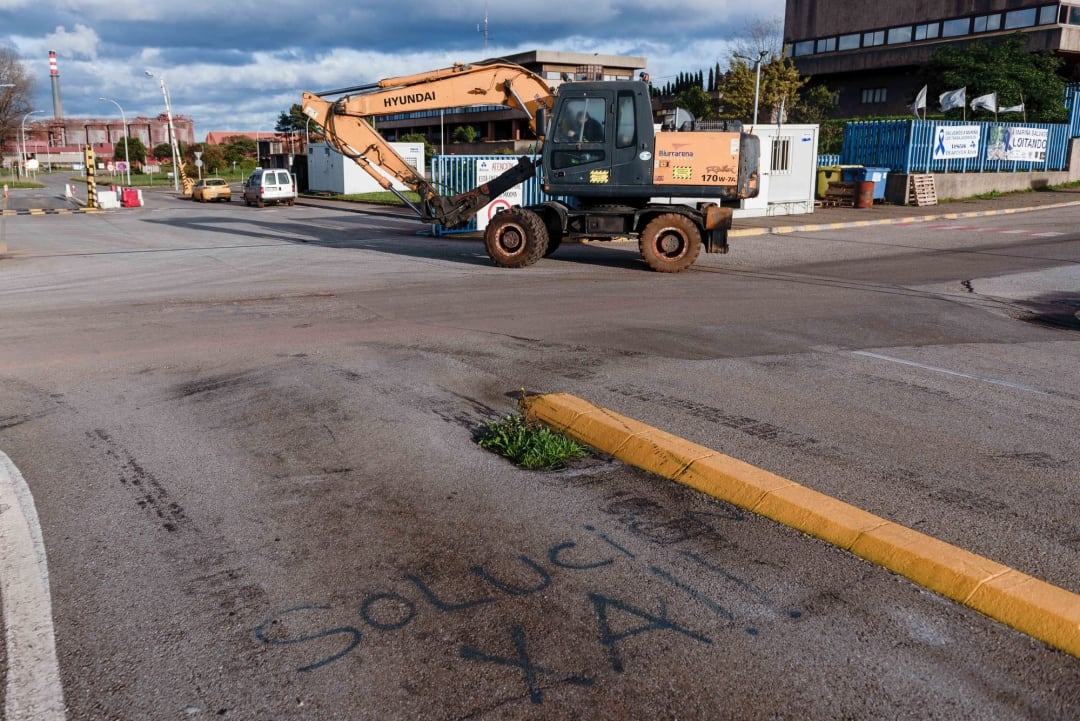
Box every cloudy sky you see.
[1,0,784,139]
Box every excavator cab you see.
[542,80,757,205]
[542,81,656,202]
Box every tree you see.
[719,55,805,123]
[734,16,784,60]
[152,142,173,161]
[788,84,836,125]
[452,125,478,143]
[223,135,256,163]
[0,45,32,151]
[718,60,756,121]
[921,33,1066,122]
[275,103,308,150]
[675,86,716,121]
[114,137,147,166]
[192,143,225,174]
[759,57,806,122]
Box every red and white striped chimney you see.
[49,50,63,119]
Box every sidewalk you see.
[729,187,1080,236]
[297,187,1080,237]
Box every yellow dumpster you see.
[816,165,862,199]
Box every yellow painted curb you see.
[520,392,1080,659]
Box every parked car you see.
[191,177,232,202]
[243,168,297,207]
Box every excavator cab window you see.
[553,98,606,143]
[550,96,607,170]
[615,92,636,149]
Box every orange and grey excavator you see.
[301,61,758,272]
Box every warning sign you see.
[476,159,525,231]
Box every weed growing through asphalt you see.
[477,413,590,470]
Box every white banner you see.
[932,125,981,160]
[987,126,1047,162]
[475,158,525,231]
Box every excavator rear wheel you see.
[485,208,549,268]
[638,213,702,273]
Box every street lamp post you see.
[145,70,182,193]
[20,110,43,180]
[99,97,131,186]
[735,50,769,125]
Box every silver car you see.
[243,168,297,207]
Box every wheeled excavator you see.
[301,61,759,272]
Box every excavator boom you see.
[301,62,555,227]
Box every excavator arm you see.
[301,62,556,228]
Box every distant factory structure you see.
[3,51,195,170]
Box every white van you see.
[243,168,297,207]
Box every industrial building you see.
[785,1,1080,117]
[2,50,195,171]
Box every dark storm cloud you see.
[0,0,783,135]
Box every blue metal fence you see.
[1067,83,1080,137]
[429,154,560,235]
[817,154,841,166]
[841,119,1070,173]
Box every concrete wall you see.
[884,139,1080,201]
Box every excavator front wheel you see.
[638,213,702,273]
[485,208,549,268]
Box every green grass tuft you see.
[477,413,590,470]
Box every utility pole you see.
[478,2,489,52]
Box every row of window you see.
[792,3,1067,57]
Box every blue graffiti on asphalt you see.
[255,502,803,705]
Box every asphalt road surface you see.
[1,180,1078,720]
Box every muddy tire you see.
[485,208,549,268]
[638,213,702,273]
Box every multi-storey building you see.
[6,114,196,169]
[785,1,1080,117]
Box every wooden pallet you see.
[908,174,937,206]
[822,181,856,207]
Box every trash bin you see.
[842,166,890,201]
[817,165,863,199]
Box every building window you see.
[771,136,792,176]
[914,22,940,40]
[973,14,1001,32]
[863,30,885,46]
[1070,6,1080,25]
[1039,5,1058,24]
[888,26,913,44]
[793,40,815,56]
[942,18,970,37]
[816,37,837,52]
[838,33,861,50]
[861,88,887,104]
[1005,8,1038,28]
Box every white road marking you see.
[851,351,1052,396]
[0,451,67,720]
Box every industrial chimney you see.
[49,50,63,119]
